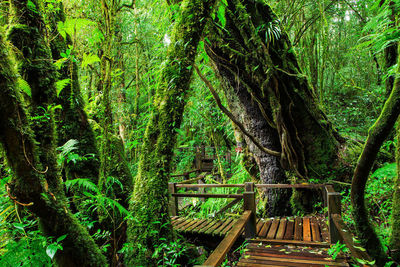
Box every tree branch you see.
[194,65,281,158]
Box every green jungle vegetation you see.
[0,0,399,266]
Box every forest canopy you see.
[0,0,400,266]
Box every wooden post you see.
[168,183,178,216]
[244,182,256,239]
[326,185,342,243]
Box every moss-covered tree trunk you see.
[204,0,342,214]
[0,29,106,267]
[207,0,342,180]
[351,43,400,266]
[391,119,400,264]
[46,3,100,184]
[126,0,216,265]
[389,45,400,264]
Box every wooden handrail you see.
[175,183,324,188]
[201,211,252,267]
[176,184,245,188]
[331,214,375,265]
[255,184,324,189]
[171,193,243,199]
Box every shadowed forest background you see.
[0,0,400,266]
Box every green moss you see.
[126,0,217,265]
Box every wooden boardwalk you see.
[169,182,373,266]
[172,216,330,243]
[238,241,349,266]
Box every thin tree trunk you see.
[351,43,400,266]
[126,0,216,265]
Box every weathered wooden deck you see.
[169,182,373,267]
[172,216,330,243]
[238,241,349,266]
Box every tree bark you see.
[206,0,341,180]
[391,120,400,264]
[0,29,106,267]
[46,3,100,185]
[351,43,400,266]
[126,0,216,265]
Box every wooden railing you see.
[169,182,374,266]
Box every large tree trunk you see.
[207,0,342,180]
[351,43,400,266]
[126,0,216,265]
[204,0,342,213]
[0,29,106,267]
[214,64,291,215]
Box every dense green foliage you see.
[0,0,400,266]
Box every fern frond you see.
[17,78,32,97]
[57,139,79,159]
[65,178,100,194]
[55,79,71,97]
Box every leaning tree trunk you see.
[0,29,106,267]
[351,43,400,266]
[126,0,216,265]
[391,118,400,264]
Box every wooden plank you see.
[276,218,287,239]
[176,184,245,188]
[242,255,349,266]
[267,218,280,239]
[220,219,237,235]
[171,217,185,226]
[311,217,321,242]
[180,219,200,232]
[294,217,303,240]
[199,220,220,234]
[284,218,294,240]
[196,220,216,233]
[238,258,343,267]
[191,219,212,232]
[318,217,330,243]
[203,211,252,267]
[258,219,272,238]
[238,258,321,267]
[255,184,324,189]
[303,217,312,242]
[245,246,339,259]
[175,219,193,231]
[204,220,225,235]
[213,218,233,236]
[171,193,243,199]
[246,250,346,262]
[248,239,330,247]
[185,218,207,232]
[256,219,264,235]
